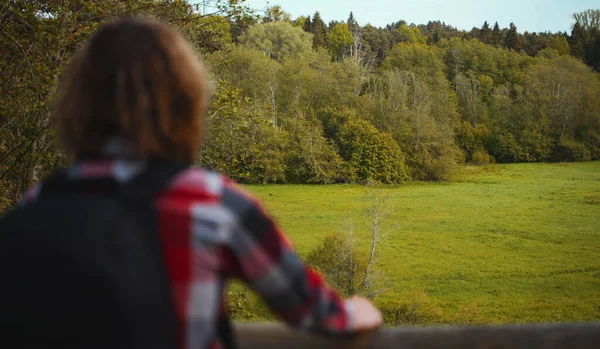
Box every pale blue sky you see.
[245,0,600,33]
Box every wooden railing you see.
[234,323,600,348]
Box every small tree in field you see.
[360,187,396,296]
[306,218,364,297]
[307,187,396,299]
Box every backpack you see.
[0,163,186,349]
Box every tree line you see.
[200,6,600,183]
[1,1,600,210]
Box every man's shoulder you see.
[168,167,263,215]
[167,167,228,198]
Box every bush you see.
[319,109,410,183]
[491,133,527,163]
[455,121,492,160]
[580,129,600,160]
[553,138,592,162]
[284,117,344,184]
[471,149,495,166]
[406,141,464,181]
[306,232,368,298]
[520,130,554,162]
[340,119,409,183]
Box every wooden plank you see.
[235,323,600,349]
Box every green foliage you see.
[284,118,344,184]
[455,73,488,127]
[339,118,409,184]
[361,24,393,64]
[491,133,527,163]
[239,21,313,60]
[206,45,281,120]
[383,43,444,80]
[505,22,520,51]
[572,9,600,32]
[440,37,529,86]
[328,23,354,60]
[0,0,250,210]
[346,12,359,35]
[471,149,495,166]
[319,109,409,184]
[537,48,560,59]
[455,121,492,160]
[490,129,554,163]
[553,138,592,162]
[190,16,233,54]
[397,24,428,44]
[569,22,588,60]
[571,10,600,71]
[548,35,571,56]
[309,12,328,49]
[3,1,600,205]
[306,232,368,298]
[378,46,462,181]
[199,82,288,183]
[523,56,600,158]
[520,130,555,161]
[262,5,291,23]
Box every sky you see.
[244,0,600,33]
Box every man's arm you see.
[219,181,381,334]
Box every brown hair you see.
[55,18,209,162]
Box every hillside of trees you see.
[1,1,600,210]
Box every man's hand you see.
[346,295,383,332]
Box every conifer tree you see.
[480,21,491,44]
[492,21,502,47]
[569,21,587,60]
[347,11,359,35]
[432,28,441,44]
[312,12,328,49]
[586,28,600,70]
[505,22,519,51]
[303,15,313,33]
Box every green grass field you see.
[242,162,600,325]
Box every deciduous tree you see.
[240,21,313,61]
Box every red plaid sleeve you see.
[219,180,352,334]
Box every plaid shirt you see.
[24,159,352,349]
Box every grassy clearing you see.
[241,162,600,324]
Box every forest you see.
[1,1,600,211]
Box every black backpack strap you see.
[40,172,119,197]
[39,161,188,202]
[122,161,188,349]
[120,161,188,204]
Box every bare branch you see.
[360,187,396,294]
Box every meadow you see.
[240,162,600,325]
